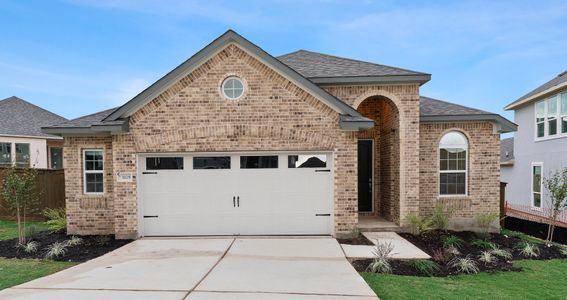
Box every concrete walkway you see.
[0,237,377,300]
[341,232,430,260]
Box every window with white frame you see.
[535,92,567,139]
[84,149,104,194]
[531,163,542,208]
[15,143,30,168]
[439,131,468,196]
[0,143,11,167]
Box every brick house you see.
[43,30,515,239]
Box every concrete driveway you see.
[0,237,377,299]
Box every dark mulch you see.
[352,229,567,277]
[337,233,374,245]
[505,217,567,245]
[0,232,133,262]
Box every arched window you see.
[439,131,468,196]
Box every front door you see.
[358,140,373,212]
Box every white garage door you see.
[139,153,332,236]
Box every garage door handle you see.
[237,196,240,207]
[233,196,236,207]
[315,169,330,172]
[315,213,331,217]
[142,171,158,175]
[143,215,158,218]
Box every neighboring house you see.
[43,30,515,239]
[0,96,67,169]
[502,70,567,214]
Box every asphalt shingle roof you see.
[46,107,119,128]
[277,50,428,79]
[419,96,491,117]
[500,137,514,163]
[0,96,67,138]
[506,70,567,109]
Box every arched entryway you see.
[356,95,401,223]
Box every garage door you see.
[139,153,332,236]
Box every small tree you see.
[1,167,39,245]
[543,168,567,246]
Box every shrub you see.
[478,251,496,264]
[96,235,111,246]
[406,213,434,235]
[471,239,496,250]
[22,241,40,254]
[430,203,454,231]
[517,242,540,258]
[406,259,440,276]
[42,208,67,233]
[490,247,513,260]
[25,224,41,240]
[475,212,499,235]
[367,241,394,274]
[560,246,567,256]
[432,248,449,264]
[450,256,480,274]
[442,235,464,249]
[66,236,83,247]
[45,241,68,259]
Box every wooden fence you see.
[0,168,65,218]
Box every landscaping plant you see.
[432,248,449,264]
[471,239,496,250]
[518,241,540,258]
[478,251,496,264]
[542,168,567,246]
[96,235,111,246]
[25,224,41,240]
[442,235,464,249]
[1,167,39,245]
[430,203,454,231]
[66,236,83,247]
[45,241,68,259]
[490,247,513,260]
[368,241,394,274]
[42,208,67,233]
[449,256,480,274]
[22,241,40,254]
[406,259,440,276]
[475,212,499,237]
[445,246,461,256]
[406,213,434,235]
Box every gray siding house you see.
[502,71,567,213]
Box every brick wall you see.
[419,122,500,230]
[64,136,114,235]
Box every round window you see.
[222,77,244,99]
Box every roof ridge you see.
[279,49,429,76]
[0,96,68,121]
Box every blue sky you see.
[1,0,567,122]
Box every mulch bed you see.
[351,229,567,277]
[0,231,133,262]
[337,233,374,245]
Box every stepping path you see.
[341,232,430,260]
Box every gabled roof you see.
[420,96,517,133]
[505,70,567,110]
[0,96,67,139]
[103,30,370,130]
[277,50,431,85]
[500,137,514,165]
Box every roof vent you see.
[558,70,567,77]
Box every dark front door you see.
[358,140,373,212]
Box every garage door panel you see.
[140,153,332,236]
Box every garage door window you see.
[193,157,230,169]
[146,157,184,170]
[288,155,326,168]
[240,156,278,169]
[84,149,104,194]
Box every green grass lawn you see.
[0,258,77,290]
[362,259,567,300]
[0,219,49,240]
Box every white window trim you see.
[83,149,104,195]
[531,162,543,209]
[534,92,567,141]
[221,76,245,100]
[439,132,468,197]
